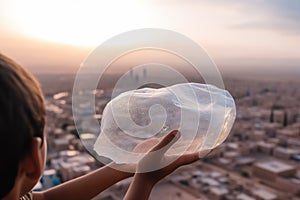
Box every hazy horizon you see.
[1,0,299,77]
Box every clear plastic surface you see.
[94,83,236,164]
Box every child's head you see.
[0,54,46,198]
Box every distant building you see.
[251,130,266,141]
[51,135,75,151]
[143,67,147,79]
[223,151,240,161]
[257,141,275,155]
[42,169,61,189]
[262,122,282,136]
[252,160,299,194]
[273,147,299,160]
[135,74,139,82]
[51,152,96,182]
[276,128,299,138]
[236,193,255,200]
[253,160,297,181]
[273,110,284,124]
[252,189,277,200]
[208,187,229,200]
[129,68,133,78]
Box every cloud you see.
[225,0,300,33]
[229,20,300,34]
[165,0,300,33]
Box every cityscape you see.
[35,73,300,200]
[1,1,299,199]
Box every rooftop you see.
[252,189,277,200]
[254,160,295,173]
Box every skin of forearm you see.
[35,165,132,200]
[123,174,155,200]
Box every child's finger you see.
[176,151,200,166]
[176,149,212,166]
[150,130,181,154]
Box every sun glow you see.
[5,0,151,47]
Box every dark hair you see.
[0,54,46,198]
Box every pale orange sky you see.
[1,0,300,75]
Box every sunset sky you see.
[1,0,299,76]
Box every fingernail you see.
[172,130,180,138]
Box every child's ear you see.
[20,137,44,180]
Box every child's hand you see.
[110,130,211,185]
[107,137,161,174]
[108,133,174,174]
[135,130,202,186]
[124,130,209,200]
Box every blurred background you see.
[1,0,300,199]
